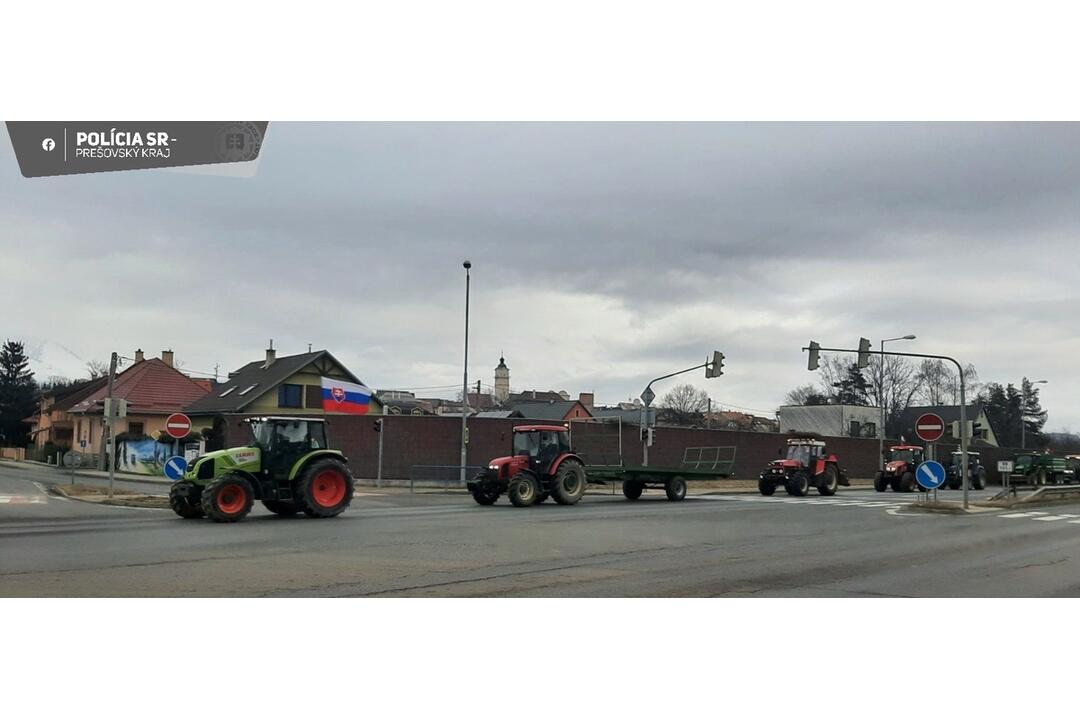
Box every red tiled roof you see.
[70,359,210,416]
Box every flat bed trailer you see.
[585,446,736,501]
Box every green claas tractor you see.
[169,416,355,523]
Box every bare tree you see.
[865,354,924,437]
[85,359,108,379]
[659,383,709,425]
[916,359,979,406]
[784,384,828,406]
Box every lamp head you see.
[463,260,472,270]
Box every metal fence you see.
[408,465,486,493]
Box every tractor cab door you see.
[265,420,318,480]
[535,430,569,475]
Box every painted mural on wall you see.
[115,436,174,475]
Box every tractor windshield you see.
[889,449,922,464]
[250,420,275,448]
[250,419,327,451]
[513,431,541,457]
[786,445,812,464]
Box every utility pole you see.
[459,260,472,487]
[106,351,117,499]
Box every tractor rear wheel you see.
[665,476,687,501]
[899,471,917,493]
[551,460,587,505]
[973,469,987,490]
[508,473,539,507]
[758,478,776,496]
[623,479,644,500]
[873,472,887,493]
[786,471,810,497]
[169,481,204,519]
[295,458,355,518]
[262,499,301,516]
[818,464,839,496]
[201,474,255,523]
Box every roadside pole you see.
[639,351,725,468]
[377,420,384,488]
[106,351,117,500]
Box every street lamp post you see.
[1020,378,1048,449]
[460,260,472,487]
[878,335,916,467]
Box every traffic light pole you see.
[640,354,723,467]
[804,344,969,508]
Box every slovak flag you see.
[321,377,373,415]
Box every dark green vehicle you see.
[169,416,355,523]
[944,451,987,490]
[1009,452,1075,486]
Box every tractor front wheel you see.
[295,459,355,518]
[169,481,204,519]
[786,471,810,497]
[758,478,776,496]
[623,479,644,500]
[472,488,500,505]
[262,499,301,516]
[551,460,587,505]
[873,472,887,493]
[899,471,917,493]
[201,474,254,523]
[973,469,987,490]
[508,473,539,507]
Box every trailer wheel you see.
[201,474,254,523]
[551,460,587,505]
[786,471,810,497]
[623,479,644,500]
[262,499,300,516]
[873,472,887,493]
[169,481,205,519]
[818,465,839,496]
[973,469,987,490]
[899,471,917,493]
[509,473,539,507]
[758,478,776,496]
[665,476,687,502]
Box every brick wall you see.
[219,413,1027,484]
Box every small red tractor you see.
[467,424,589,507]
[758,436,848,496]
[874,444,925,493]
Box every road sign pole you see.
[106,351,117,499]
[377,421,384,488]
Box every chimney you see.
[578,392,594,409]
[161,349,174,367]
[134,349,145,363]
[263,340,276,369]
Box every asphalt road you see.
[3,460,1080,597]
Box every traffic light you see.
[640,426,655,446]
[971,421,983,439]
[373,419,383,433]
[807,341,820,371]
[705,350,725,378]
[857,337,871,369]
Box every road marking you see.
[0,495,48,504]
[1033,515,1072,522]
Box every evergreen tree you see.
[831,363,870,405]
[0,340,38,446]
[1019,377,1048,447]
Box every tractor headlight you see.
[489,464,499,470]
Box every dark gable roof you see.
[509,400,591,421]
[51,377,109,411]
[183,350,362,414]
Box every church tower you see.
[494,354,510,403]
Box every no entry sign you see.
[165,412,192,439]
[915,412,945,443]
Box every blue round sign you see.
[915,460,947,490]
[164,455,188,481]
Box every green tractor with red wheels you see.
[169,416,355,523]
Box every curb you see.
[49,483,169,509]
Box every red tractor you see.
[874,444,925,493]
[467,425,589,507]
[758,436,848,496]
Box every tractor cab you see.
[886,445,924,466]
[781,438,826,469]
[512,425,571,475]
[248,417,328,479]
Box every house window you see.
[278,384,303,408]
[128,422,144,436]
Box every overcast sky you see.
[2,123,1078,429]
